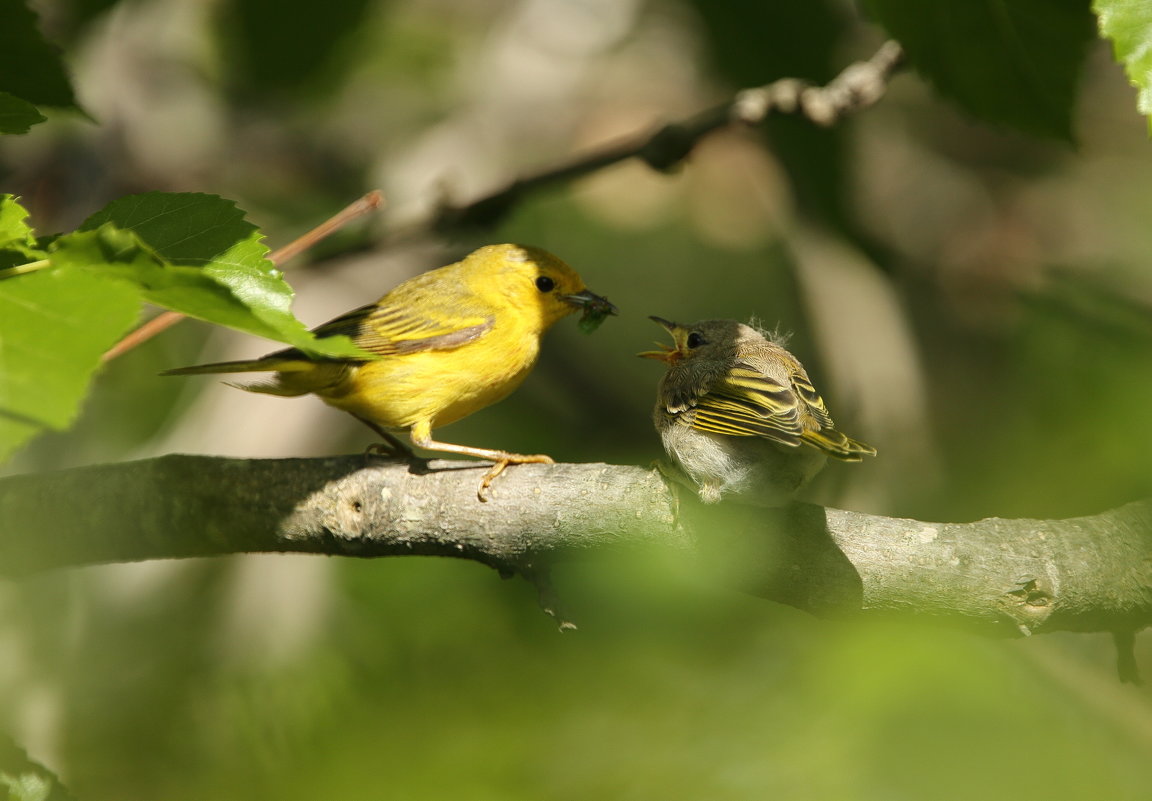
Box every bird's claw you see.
[476,453,554,502]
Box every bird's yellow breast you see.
[313,320,541,431]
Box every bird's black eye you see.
[535,276,555,293]
[687,332,706,349]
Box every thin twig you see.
[386,41,905,243]
[101,190,385,363]
[0,258,50,280]
[267,190,385,265]
[101,309,184,362]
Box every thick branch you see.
[0,455,678,574]
[2,454,1150,639]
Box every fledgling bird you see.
[639,317,874,506]
[164,244,616,500]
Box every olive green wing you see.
[311,301,493,357]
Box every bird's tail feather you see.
[161,358,315,376]
[803,428,877,461]
[222,380,309,397]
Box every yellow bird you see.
[165,244,616,499]
[640,317,874,505]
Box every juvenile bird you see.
[639,317,874,505]
[164,244,616,500]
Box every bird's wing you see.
[686,363,806,447]
[311,301,494,358]
[684,359,876,460]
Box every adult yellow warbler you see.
[165,244,616,499]
[639,317,874,505]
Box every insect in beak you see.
[563,289,618,334]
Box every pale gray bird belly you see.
[660,423,827,506]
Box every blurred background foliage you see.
[4,0,1152,798]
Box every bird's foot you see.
[477,453,554,502]
[364,440,414,459]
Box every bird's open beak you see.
[637,316,681,363]
[564,289,618,333]
[637,344,677,362]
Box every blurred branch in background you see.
[8,0,1152,793]
[385,41,905,243]
[3,454,1149,663]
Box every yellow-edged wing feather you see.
[312,302,492,358]
[269,268,497,362]
[163,280,495,377]
[686,363,875,460]
[689,365,805,445]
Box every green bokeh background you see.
[4,0,1152,798]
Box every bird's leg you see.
[409,423,553,502]
[353,415,415,459]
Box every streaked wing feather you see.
[691,403,804,445]
[311,303,493,358]
[802,427,877,460]
[687,365,806,444]
[789,369,835,428]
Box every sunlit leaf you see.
[0,734,75,801]
[0,195,39,260]
[0,266,140,460]
[1095,0,1152,130]
[0,773,51,801]
[79,193,370,358]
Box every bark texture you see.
[2,454,1150,639]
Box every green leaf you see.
[863,0,1097,140]
[221,0,375,97]
[0,92,46,135]
[0,192,377,460]
[79,192,370,358]
[1095,0,1152,130]
[0,195,36,248]
[0,773,52,801]
[0,195,44,270]
[51,224,311,348]
[0,0,80,110]
[0,266,140,461]
[0,735,75,801]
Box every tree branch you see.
[3,454,1151,644]
[388,41,906,241]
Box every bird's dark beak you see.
[637,316,680,362]
[564,289,618,334]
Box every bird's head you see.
[474,244,617,333]
[638,317,754,365]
